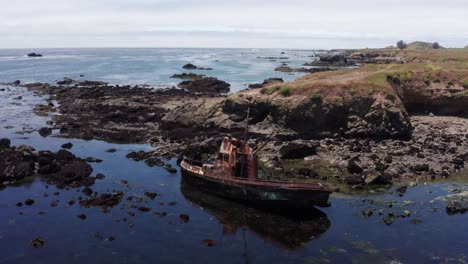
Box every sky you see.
[0,0,467,49]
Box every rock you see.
[77,213,87,220]
[202,239,216,247]
[144,191,158,200]
[38,127,52,137]
[53,160,93,185]
[178,77,230,94]
[16,202,23,207]
[126,151,152,161]
[279,141,319,159]
[297,168,319,178]
[383,213,397,225]
[57,78,74,85]
[182,63,198,69]
[0,146,36,183]
[347,157,364,174]
[61,143,73,149]
[144,157,165,167]
[13,80,21,85]
[262,78,284,85]
[248,83,263,89]
[96,173,106,180]
[31,238,45,248]
[179,214,190,223]
[452,158,464,166]
[0,138,11,149]
[138,207,151,212]
[446,201,468,215]
[365,174,392,185]
[410,218,423,224]
[401,210,411,217]
[396,185,408,194]
[411,164,429,172]
[82,187,93,196]
[165,164,177,173]
[25,199,35,206]
[79,192,124,208]
[345,175,364,185]
[106,148,117,153]
[84,157,103,163]
[362,208,373,217]
[384,155,393,163]
[171,73,205,80]
[27,53,43,57]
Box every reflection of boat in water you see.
[180,137,331,208]
[181,180,331,249]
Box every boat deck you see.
[181,160,330,191]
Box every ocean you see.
[0,48,320,91]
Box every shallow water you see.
[1,80,468,263]
[0,48,321,92]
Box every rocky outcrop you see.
[279,141,319,159]
[182,64,212,70]
[0,139,98,188]
[387,73,468,116]
[170,73,205,80]
[249,78,284,89]
[0,144,36,184]
[274,66,335,73]
[27,53,43,57]
[178,77,230,94]
[163,91,412,140]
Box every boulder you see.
[27,53,43,57]
[182,63,197,69]
[178,77,230,94]
[0,138,11,149]
[347,157,364,174]
[411,164,429,172]
[39,127,52,137]
[446,201,468,215]
[279,141,319,159]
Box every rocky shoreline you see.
[2,75,460,190]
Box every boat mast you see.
[243,101,250,145]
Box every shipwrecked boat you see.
[180,136,331,208]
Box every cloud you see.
[0,0,467,48]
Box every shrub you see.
[280,86,291,96]
[310,94,322,100]
[260,85,281,95]
[447,80,454,87]
[397,40,407,50]
[432,42,441,49]
[462,80,468,89]
[349,88,358,96]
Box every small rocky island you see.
[27,52,43,57]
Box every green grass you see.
[462,80,468,89]
[260,85,282,95]
[280,86,291,96]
